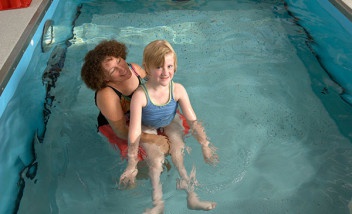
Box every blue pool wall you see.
[0,0,67,213]
[285,0,352,104]
[0,0,352,213]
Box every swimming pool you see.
[1,0,352,213]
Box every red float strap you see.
[0,0,32,10]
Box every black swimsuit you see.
[95,63,143,128]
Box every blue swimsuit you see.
[141,81,178,128]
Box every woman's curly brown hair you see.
[81,40,128,91]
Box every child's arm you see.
[119,89,145,188]
[175,83,219,165]
[189,120,218,165]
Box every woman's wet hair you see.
[81,40,128,91]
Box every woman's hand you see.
[201,141,219,166]
[119,168,138,189]
[141,133,170,155]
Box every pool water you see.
[14,0,352,213]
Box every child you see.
[119,40,218,213]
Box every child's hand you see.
[119,168,138,189]
[201,142,219,166]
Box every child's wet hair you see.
[143,40,178,76]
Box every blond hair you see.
[142,40,177,76]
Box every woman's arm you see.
[97,87,129,139]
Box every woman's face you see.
[102,56,132,82]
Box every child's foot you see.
[187,192,216,211]
[143,201,164,214]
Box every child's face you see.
[149,53,175,86]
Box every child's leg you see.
[164,118,216,211]
[141,127,165,214]
[164,119,189,182]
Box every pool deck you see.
[0,0,51,95]
[0,0,351,96]
[329,0,352,21]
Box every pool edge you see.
[329,0,352,22]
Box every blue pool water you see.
[1,0,352,213]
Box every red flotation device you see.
[0,0,32,10]
[99,110,190,161]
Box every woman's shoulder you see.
[130,62,146,78]
[97,86,121,101]
[97,85,114,94]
